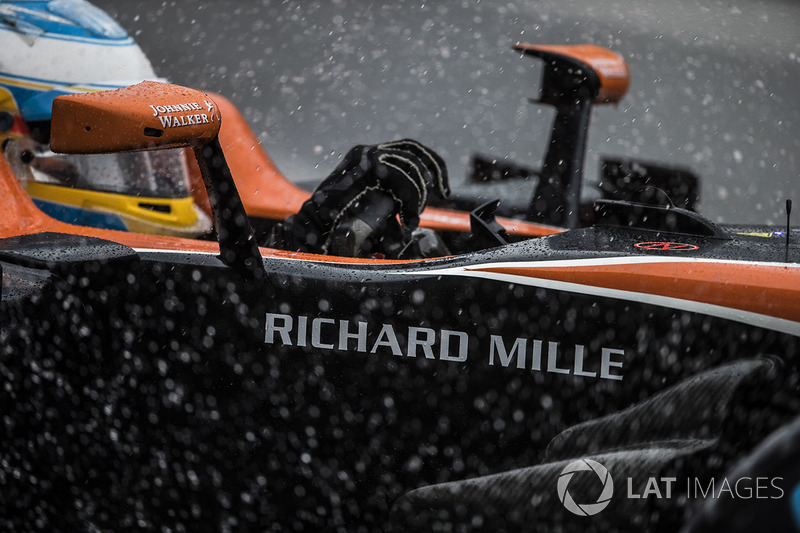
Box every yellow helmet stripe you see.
[25,181,200,228]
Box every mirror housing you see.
[513,43,630,105]
[50,80,221,154]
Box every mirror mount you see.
[193,137,265,280]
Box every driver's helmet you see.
[0,0,212,238]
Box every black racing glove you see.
[269,139,449,257]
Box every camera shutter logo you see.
[557,459,614,516]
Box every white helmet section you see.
[0,0,159,114]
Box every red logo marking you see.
[634,241,699,251]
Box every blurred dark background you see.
[94,0,800,225]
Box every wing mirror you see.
[50,81,264,281]
[511,44,630,227]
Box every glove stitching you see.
[378,139,448,197]
[377,153,426,214]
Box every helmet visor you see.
[39,148,192,198]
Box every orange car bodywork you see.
[474,260,800,327]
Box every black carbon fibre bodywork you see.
[1,222,798,531]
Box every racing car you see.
[1,43,799,531]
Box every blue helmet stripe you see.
[32,198,129,232]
